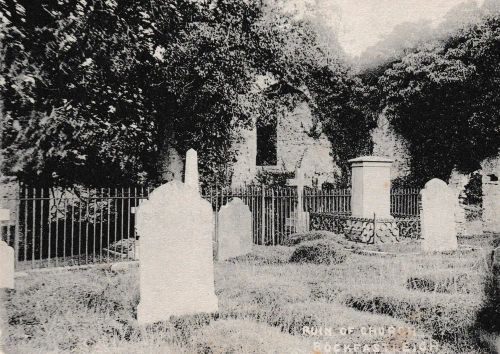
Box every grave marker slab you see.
[0,240,14,289]
[136,180,218,324]
[421,178,458,252]
[218,198,252,261]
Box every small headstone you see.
[185,148,200,193]
[421,179,458,252]
[136,180,218,324]
[0,208,9,222]
[0,240,14,289]
[218,198,252,261]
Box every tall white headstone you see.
[185,148,200,194]
[136,180,218,324]
[218,198,252,261]
[0,209,14,289]
[421,179,458,252]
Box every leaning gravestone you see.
[136,150,218,324]
[421,179,458,252]
[218,198,252,261]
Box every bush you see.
[289,239,349,265]
[283,231,346,246]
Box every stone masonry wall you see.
[231,125,257,187]
[231,100,338,187]
[371,112,411,181]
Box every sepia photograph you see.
[0,0,499,353]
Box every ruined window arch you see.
[256,118,277,166]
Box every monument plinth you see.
[346,156,399,243]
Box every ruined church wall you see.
[371,112,411,181]
[231,101,337,187]
[231,126,258,187]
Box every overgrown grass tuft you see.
[289,239,349,264]
[406,272,478,294]
[3,233,496,353]
[283,230,346,246]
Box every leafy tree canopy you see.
[378,13,500,185]
[0,0,372,187]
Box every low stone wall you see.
[309,212,420,244]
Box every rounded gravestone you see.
[421,178,458,252]
[136,181,218,324]
[217,198,252,261]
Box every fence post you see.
[214,184,219,260]
[271,188,275,245]
[373,213,377,244]
[261,185,265,245]
[14,190,20,269]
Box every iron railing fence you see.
[203,186,351,247]
[391,188,421,216]
[0,184,420,270]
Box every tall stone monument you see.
[136,150,218,324]
[185,148,200,193]
[421,179,458,252]
[347,156,399,243]
[217,198,252,261]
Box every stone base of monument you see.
[343,217,400,244]
[285,211,310,234]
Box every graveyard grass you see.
[3,233,497,354]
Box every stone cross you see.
[287,168,310,232]
[287,167,307,213]
[185,148,200,194]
